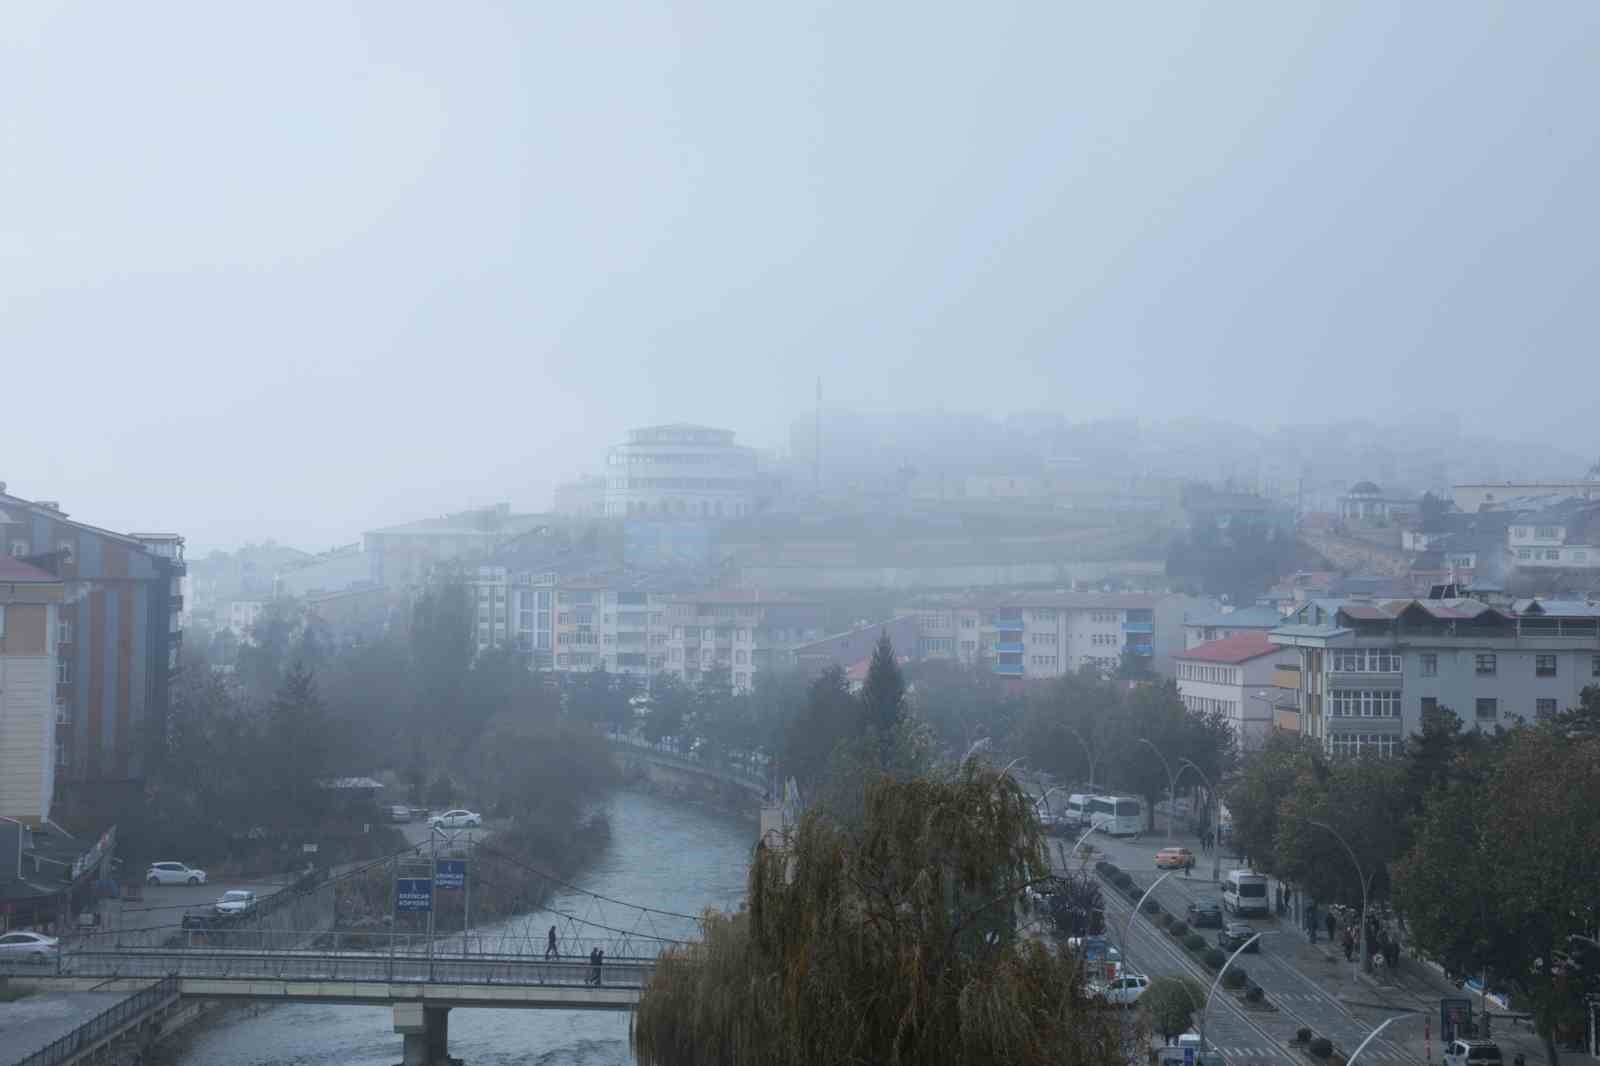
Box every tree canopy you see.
[632,763,1129,1066]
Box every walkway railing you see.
[16,975,179,1066]
[605,735,768,794]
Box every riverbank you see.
[619,765,761,825]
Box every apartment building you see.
[898,593,1177,680]
[1507,499,1600,570]
[0,559,64,823]
[1174,632,1292,749]
[0,487,184,794]
[1269,595,1600,757]
[364,503,551,589]
[604,424,763,520]
[662,591,827,693]
[1183,605,1284,650]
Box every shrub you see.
[1222,968,1248,989]
[1170,921,1189,939]
[1097,862,1118,878]
[1310,1038,1334,1058]
[1142,898,1161,915]
[1161,913,1176,930]
[1203,948,1227,970]
[1246,985,1265,1004]
[1297,1028,1314,1044]
[1184,933,1207,952]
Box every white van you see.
[1063,794,1095,828]
[1221,870,1270,917]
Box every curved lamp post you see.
[1118,870,1172,982]
[1347,1016,1404,1066]
[1137,737,1179,841]
[1311,819,1374,976]
[1200,931,1278,1061]
[1063,724,1100,790]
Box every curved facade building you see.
[604,424,760,519]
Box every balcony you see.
[169,595,184,613]
[1130,643,1153,656]
[995,642,1024,654]
[993,662,1024,676]
[994,616,1024,632]
[1122,622,1153,635]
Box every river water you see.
[152,790,752,1066]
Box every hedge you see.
[1141,899,1161,916]
[1297,1029,1313,1045]
[1184,933,1207,952]
[1203,948,1227,970]
[1309,1038,1333,1058]
[1170,922,1189,939]
[1222,968,1248,990]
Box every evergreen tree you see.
[860,633,907,742]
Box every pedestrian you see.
[587,946,600,985]
[1185,855,1194,878]
[1325,911,1337,944]
[1342,927,1355,963]
[594,947,605,987]
[1384,937,1399,971]
[545,925,558,961]
[1276,885,1284,916]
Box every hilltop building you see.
[603,424,764,520]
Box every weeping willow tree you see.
[632,762,1133,1066]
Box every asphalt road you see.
[1054,826,1422,1066]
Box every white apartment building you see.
[603,424,761,520]
[1270,597,1600,757]
[900,594,1164,680]
[1507,501,1600,570]
[1174,633,1290,749]
[0,559,63,823]
[662,592,827,693]
[228,600,264,638]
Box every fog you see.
[4,2,1598,549]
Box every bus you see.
[1088,795,1144,836]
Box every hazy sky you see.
[5,2,1598,550]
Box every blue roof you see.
[1184,605,1286,629]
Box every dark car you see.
[1186,900,1223,928]
[1217,921,1260,953]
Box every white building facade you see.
[603,424,761,520]
[1175,633,1288,749]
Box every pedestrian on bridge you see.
[546,926,558,960]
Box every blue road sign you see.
[1184,1046,1195,1066]
[435,859,465,890]
[396,878,433,912]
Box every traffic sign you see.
[396,878,433,913]
[1184,1046,1195,1066]
[435,859,466,890]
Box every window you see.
[1593,655,1600,678]
[57,659,71,684]
[1475,654,1496,676]
[1544,549,1561,561]
[1513,526,1527,538]
[1535,654,1557,677]
[1332,648,1399,673]
[56,697,69,725]
[1536,525,1558,539]
[1537,698,1557,717]
[1329,690,1401,718]
[0,604,5,637]
[1575,551,1589,562]
[1517,549,1532,560]
[1475,698,1497,721]
[1420,696,1438,717]
[961,617,975,629]
[1420,653,1437,677]
[10,540,29,557]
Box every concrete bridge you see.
[21,941,662,1065]
[606,736,769,800]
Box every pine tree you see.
[859,632,907,741]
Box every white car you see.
[0,931,60,963]
[214,890,257,916]
[1089,972,1149,1005]
[147,861,208,885]
[428,809,482,829]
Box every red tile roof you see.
[0,557,60,583]
[1177,631,1280,664]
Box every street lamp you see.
[1063,724,1100,790]
[1119,871,1173,984]
[1179,757,1221,881]
[1137,737,1179,842]
[1311,820,1374,976]
[1200,931,1278,1061]
[1347,1016,1404,1066]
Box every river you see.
[151,789,752,1066]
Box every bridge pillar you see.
[394,1003,450,1065]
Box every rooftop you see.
[1176,631,1281,664]
[0,557,61,583]
[1183,605,1285,629]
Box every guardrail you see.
[16,975,179,1066]
[59,927,674,965]
[604,736,768,793]
[59,948,657,989]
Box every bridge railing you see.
[59,948,658,989]
[15,975,179,1066]
[64,927,676,964]
[605,734,769,792]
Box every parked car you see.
[147,861,207,885]
[387,804,413,823]
[1217,921,1260,953]
[1155,847,1195,869]
[1186,899,1224,928]
[428,809,482,829]
[0,931,59,963]
[215,889,257,916]
[1089,972,1150,1005]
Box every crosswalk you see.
[1207,1046,1409,1064]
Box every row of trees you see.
[1223,695,1600,1064]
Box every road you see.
[1053,825,1423,1066]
